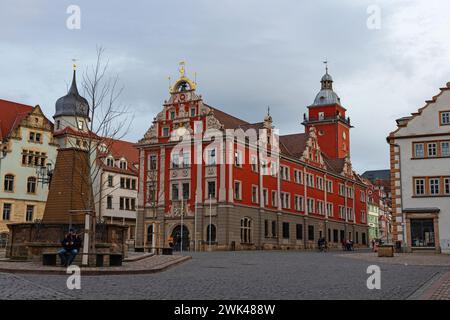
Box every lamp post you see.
[36,162,53,186]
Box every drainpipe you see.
[393,142,407,252]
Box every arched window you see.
[27,177,37,194]
[240,217,252,244]
[4,175,14,192]
[119,160,127,170]
[206,224,216,243]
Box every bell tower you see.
[302,65,352,159]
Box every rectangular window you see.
[182,183,190,200]
[149,155,157,170]
[251,156,257,172]
[125,198,130,210]
[170,111,176,120]
[333,229,338,243]
[206,149,216,166]
[234,151,243,167]
[445,178,450,195]
[272,221,277,237]
[294,195,304,211]
[271,191,277,207]
[172,184,179,201]
[282,222,290,239]
[441,142,450,157]
[307,198,315,214]
[207,181,216,199]
[2,203,11,220]
[234,181,241,200]
[296,224,303,240]
[264,220,269,238]
[326,180,333,193]
[339,184,345,196]
[162,127,170,137]
[29,132,35,142]
[308,225,314,241]
[35,133,41,143]
[326,203,333,217]
[252,186,258,204]
[263,189,268,206]
[107,175,113,187]
[441,111,450,125]
[427,143,437,157]
[316,177,324,190]
[119,197,124,210]
[429,178,440,195]
[414,143,424,158]
[131,179,136,190]
[107,196,113,209]
[131,198,136,211]
[414,178,425,195]
[25,205,34,222]
[190,107,196,117]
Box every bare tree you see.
[61,46,134,263]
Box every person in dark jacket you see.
[58,229,82,267]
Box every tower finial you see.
[72,58,78,71]
[179,61,186,77]
[323,60,328,74]
[267,106,270,116]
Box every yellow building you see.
[0,99,58,240]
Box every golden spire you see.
[72,58,78,71]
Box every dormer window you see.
[119,160,127,170]
[106,157,114,167]
[77,120,84,130]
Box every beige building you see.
[95,139,139,245]
[0,99,58,240]
[388,82,450,253]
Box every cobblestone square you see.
[1,251,449,300]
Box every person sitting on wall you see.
[58,229,82,267]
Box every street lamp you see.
[36,162,53,186]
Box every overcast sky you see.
[1,0,450,173]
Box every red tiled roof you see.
[279,133,308,158]
[206,104,249,129]
[100,138,139,166]
[0,99,33,140]
[323,157,346,174]
[53,126,101,139]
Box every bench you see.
[43,252,123,267]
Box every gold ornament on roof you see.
[170,61,197,93]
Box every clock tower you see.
[302,67,352,159]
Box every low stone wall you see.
[6,223,128,262]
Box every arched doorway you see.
[171,225,190,251]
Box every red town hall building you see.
[135,65,369,251]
